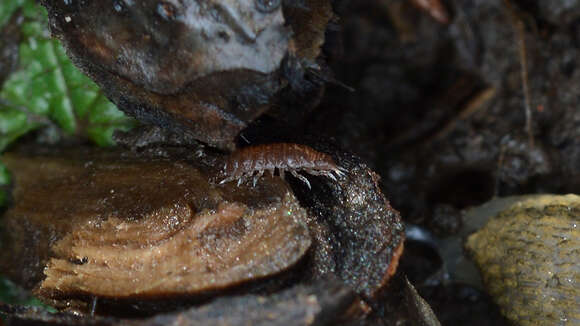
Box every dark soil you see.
[302,0,580,324]
[3,0,580,324]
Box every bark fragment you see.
[0,280,356,326]
[39,0,335,150]
[0,146,310,305]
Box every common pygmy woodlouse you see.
[219,143,346,188]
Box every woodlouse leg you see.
[241,171,258,186]
[326,171,337,181]
[234,172,249,186]
[252,170,264,187]
[219,175,236,185]
[306,168,335,181]
[304,168,322,176]
[279,168,285,180]
[335,167,347,177]
[305,168,341,181]
[290,170,311,189]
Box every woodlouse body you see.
[220,143,346,188]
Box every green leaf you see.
[0,0,28,28]
[0,277,57,312]
[0,1,137,312]
[0,0,137,313]
[0,0,135,208]
[87,123,134,147]
[0,163,9,185]
[0,162,8,207]
[0,0,134,150]
[0,0,136,200]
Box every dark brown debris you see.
[0,146,311,309]
[403,277,441,326]
[126,280,357,326]
[0,141,405,322]
[39,0,337,150]
[221,124,407,299]
[1,280,357,326]
[278,140,406,299]
[7,0,580,324]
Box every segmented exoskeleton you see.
[219,143,346,188]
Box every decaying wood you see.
[0,141,405,321]
[403,277,441,326]
[41,196,310,299]
[1,280,357,326]
[286,141,406,298]
[40,0,337,150]
[0,146,311,306]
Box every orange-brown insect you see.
[219,143,346,188]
